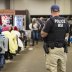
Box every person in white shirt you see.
[29,18,39,46]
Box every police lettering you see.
[55,19,65,23]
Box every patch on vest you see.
[58,24,63,27]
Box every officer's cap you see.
[51,5,60,12]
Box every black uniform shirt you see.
[42,16,69,42]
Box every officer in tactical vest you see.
[41,5,69,72]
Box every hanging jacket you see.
[11,30,18,51]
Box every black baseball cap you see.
[51,5,60,12]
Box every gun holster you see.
[48,42,54,49]
[43,43,49,54]
[63,41,68,53]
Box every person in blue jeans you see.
[0,55,5,70]
[31,30,39,46]
[29,18,39,46]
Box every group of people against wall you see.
[0,24,27,70]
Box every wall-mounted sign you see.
[1,15,10,25]
[14,15,24,30]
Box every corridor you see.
[2,42,72,72]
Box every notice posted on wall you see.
[14,15,24,30]
[1,15,10,25]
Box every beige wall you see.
[0,0,5,9]
[56,0,70,15]
[10,0,71,15]
[70,0,72,14]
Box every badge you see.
[58,24,63,27]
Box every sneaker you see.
[16,53,20,55]
[28,47,33,50]
[5,60,13,63]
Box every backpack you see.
[19,30,26,41]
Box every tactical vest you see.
[47,17,67,43]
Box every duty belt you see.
[48,42,64,49]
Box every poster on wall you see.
[1,15,13,25]
[1,15,10,25]
[14,15,24,30]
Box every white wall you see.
[10,0,71,15]
[56,0,70,15]
[0,0,5,9]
